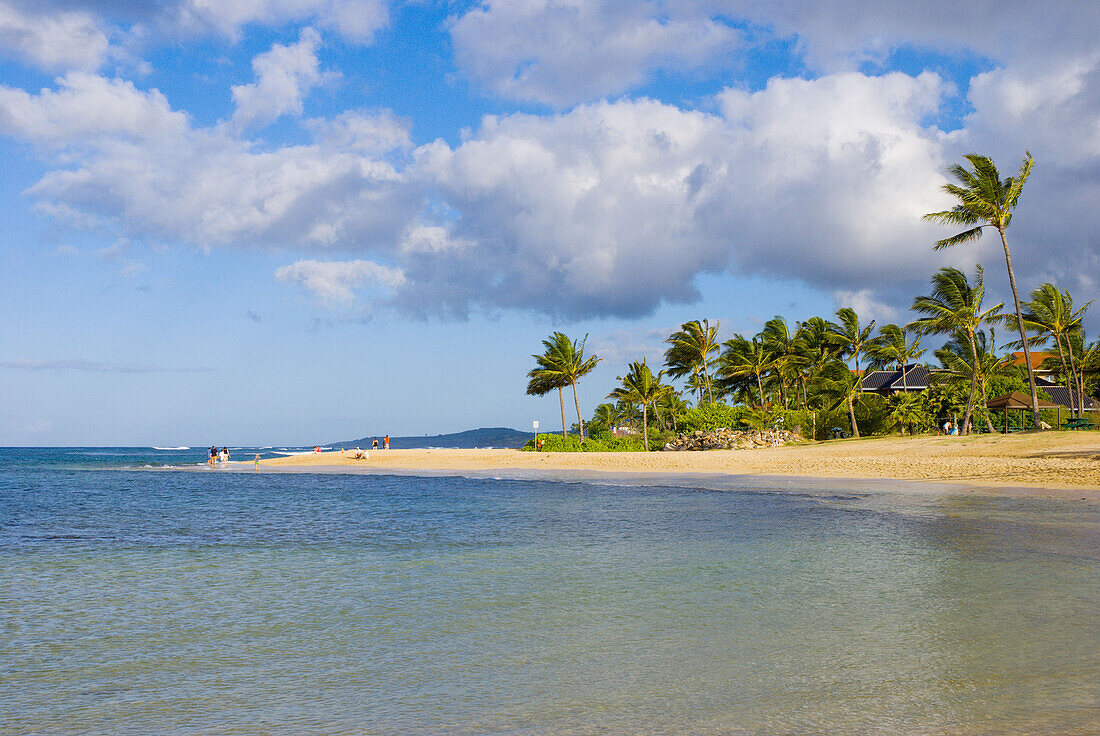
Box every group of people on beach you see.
[941,420,970,436]
[207,446,230,466]
[352,435,389,460]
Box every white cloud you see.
[449,0,740,106]
[0,72,418,251]
[168,0,389,42]
[275,258,405,306]
[832,289,899,323]
[0,1,108,70]
[413,72,955,317]
[231,27,326,130]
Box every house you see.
[1035,376,1097,412]
[859,364,935,396]
[1006,352,1096,412]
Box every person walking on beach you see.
[209,446,217,466]
[383,435,390,450]
[372,438,378,450]
[220,447,230,464]
[254,454,261,470]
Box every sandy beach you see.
[262,431,1100,500]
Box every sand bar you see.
[261,431,1100,500]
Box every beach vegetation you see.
[909,266,1006,434]
[664,320,720,403]
[527,332,601,441]
[923,151,1041,427]
[607,360,667,451]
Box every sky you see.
[1,0,1098,446]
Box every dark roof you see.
[1039,386,1096,411]
[860,364,932,392]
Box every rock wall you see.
[663,428,801,451]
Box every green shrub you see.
[520,433,649,452]
[679,403,747,432]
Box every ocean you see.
[2,447,1098,735]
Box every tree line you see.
[526,153,1097,449]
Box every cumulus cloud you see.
[450,0,740,106]
[231,27,326,130]
[0,1,109,70]
[275,258,405,306]
[412,72,955,317]
[166,0,389,42]
[832,289,899,323]
[0,0,390,73]
[449,0,1100,104]
[0,71,418,250]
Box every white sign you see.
[532,421,539,429]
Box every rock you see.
[662,427,801,451]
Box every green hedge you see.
[520,432,650,452]
[678,403,747,432]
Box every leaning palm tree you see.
[909,266,1006,434]
[868,324,926,389]
[923,152,1040,426]
[529,332,601,442]
[525,367,569,437]
[664,319,720,403]
[607,360,665,451]
[1022,284,1093,416]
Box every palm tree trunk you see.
[756,372,766,408]
[642,404,649,451]
[571,381,585,441]
[848,395,860,438]
[999,226,1040,427]
[1053,335,1075,418]
[703,363,715,403]
[557,387,567,437]
[962,332,979,435]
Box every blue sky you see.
[1,0,1098,445]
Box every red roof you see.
[1006,351,1055,370]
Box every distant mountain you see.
[334,427,533,449]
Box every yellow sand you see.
[262,431,1100,500]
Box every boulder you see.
[662,427,801,451]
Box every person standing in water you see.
[209,446,217,466]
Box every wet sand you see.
[261,431,1100,500]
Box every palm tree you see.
[868,324,925,389]
[664,319,720,403]
[718,335,774,408]
[607,360,665,451]
[909,266,1005,434]
[817,361,865,438]
[887,393,928,436]
[923,152,1040,426]
[590,402,620,434]
[936,330,1007,433]
[529,332,601,442]
[525,366,569,437]
[793,316,839,407]
[1023,284,1093,416]
[827,307,878,373]
[760,317,798,408]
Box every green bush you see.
[679,403,747,432]
[520,432,649,452]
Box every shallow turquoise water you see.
[2,449,1099,734]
